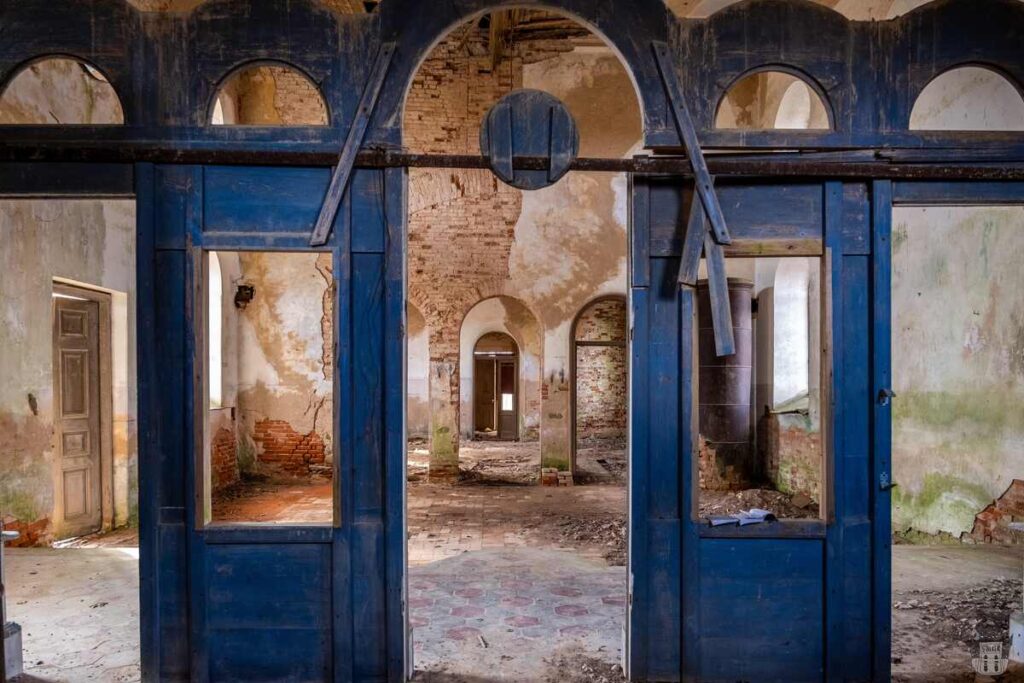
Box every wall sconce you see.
[234,284,255,309]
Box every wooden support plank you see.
[382,167,407,682]
[629,174,651,289]
[871,180,894,682]
[487,99,515,183]
[549,105,575,182]
[678,191,706,287]
[309,42,395,247]
[702,232,735,357]
[652,41,731,246]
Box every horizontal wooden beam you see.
[2,147,1024,181]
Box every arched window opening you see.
[208,252,224,409]
[910,66,1024,131]
[715,70,830,130]
[210,63,328,126]
[0,56,125,124]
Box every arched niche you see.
[715,69,831,130]
[909,65,1024,131]
[0,56,125,124]
[210,61,329,126]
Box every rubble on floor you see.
[894,577,1022,648]
[543,649,625,683]
[699,487,819,520]
[555,514,627,566]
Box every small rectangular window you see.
[200,251,335,526]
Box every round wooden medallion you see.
[479,89,580,191]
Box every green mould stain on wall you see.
[891,206,1024,540]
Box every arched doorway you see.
[571,296,629,481]
[472,332,519,441]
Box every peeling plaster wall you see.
[0,200,137,543]
[0,57,124,125]
[407,304,430,438]
[227,252,334,477]
[891,207,1024,537]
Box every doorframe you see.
[470,332,520,441]
[51,281,115,538]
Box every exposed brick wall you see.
[252,419,328,477]
[575,345,627,439]
[1,516,51,547]
[575,298,627,343]
[211,426,239,492]
[574,299,627,441]
[968,479,1024,544]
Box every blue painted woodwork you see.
[479,89,579,190]
[5,0,1024,152]
[6,0,1024,680]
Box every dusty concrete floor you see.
[5,548,140,682]
[892,545,1024,682]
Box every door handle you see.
[877,388,896,406]
[879,472,898,491]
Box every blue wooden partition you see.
[137,164,407,682]
[630,177,889,682]
[5,0,1024,681]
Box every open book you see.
[708,508,777,527]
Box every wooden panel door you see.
[53,293,102,538]
[474,358,496,433]
[497,359,516,440]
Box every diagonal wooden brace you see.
[310,42,396,247]
[703,230,736,357]
[652,41,730,246]
[679,184,710,288]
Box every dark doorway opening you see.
[473,332,518,441]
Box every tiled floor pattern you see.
[409,548,627,680]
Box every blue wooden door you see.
[629,177,890,682]
[137,163,407,682]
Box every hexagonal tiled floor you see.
[409,548,626,680]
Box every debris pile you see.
[894,577,1022,646]
[699,487,819,520]
[543,651,625,683]
[556,514,627,566]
